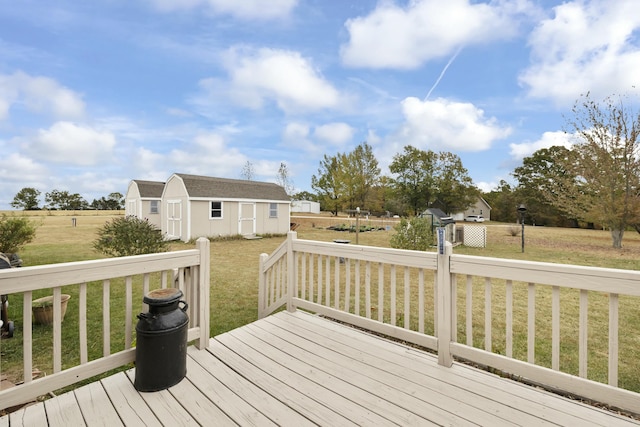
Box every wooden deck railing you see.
[259,231,640,415]
[0,238,210,411]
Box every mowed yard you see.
[2,211,640,394]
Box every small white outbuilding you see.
[126,173,292,242]
[290,200,321,214]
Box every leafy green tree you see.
[0,215,38,253]
[11,187,41,210]
[390,216,433,251]
[311,154,345,215]
[483,180,518,223]
[565,92,640,248]
[389,146,438,216]
[340,142,380,210]
[291,191,318,201]
[311,142,381,214]
[434,152,479,214]
[45,190,88,210]
[512,146,582,226]
[91,192,124,210]
[94,216,168,257]
[367,176,396,215]
[390,146,476,216]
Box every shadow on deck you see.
[3,311,638,426]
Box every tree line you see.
[11,188,124,211]
[301,92,639,249]
[308,142,479,217]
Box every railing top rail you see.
[261,239,288,271]
[292,238,438,269]
[0,249,201,294]
[451,253,640,296]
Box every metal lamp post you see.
[355,207,360,245]
[517,204,527,253]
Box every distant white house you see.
[126,173,291,242]
[291,200,320,214]
[125,180,165,229]
[452,197,492,221]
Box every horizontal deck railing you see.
[259,231,640,415]
[0,238,210,411]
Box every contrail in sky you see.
[425,45,463,100]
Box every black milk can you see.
[134,288,189,392]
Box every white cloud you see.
[0,152,48,182]
[283,122,311,144]
[313,123,354,146]
[0,71,85,120]
[396,97,512,151]
[168,132,248,176]
[520,0,640,105]
[133,147,168,180]
[341,0,535,69]
[28,121,116,166]
[212,46,342,113]
[282,121,354,154]
[148,0,297,20]
[509,130,572,160]
[475,181,496,193]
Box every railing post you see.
[258,253,268,319]
[196,237,210,350]
[437,241,453,367]
[287,231,297,312]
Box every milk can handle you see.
[179,300,188,312]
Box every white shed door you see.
[166,200,182,240]
[127,200,137,218]
[238,203,256,236]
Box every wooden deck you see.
[3,310,639,426]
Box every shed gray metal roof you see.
[175,174,290,201]
[133,180,165,198]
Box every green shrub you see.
[93,216,168,257]
[0,215,38,253]
[390,216,434,251]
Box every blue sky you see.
[1,0,639,208]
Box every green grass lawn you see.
[1,212,639,394]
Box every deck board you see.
[100,372,161,426]
[44,391,84,427]
[8,402,48,427]
[2,310,639,426]
[74,381,124,426]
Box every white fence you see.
[0,238,210,411]
[259,231,640,415]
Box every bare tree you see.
[241,161,255,181]
[276,162,295,197]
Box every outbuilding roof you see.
[174,173,290,201]
[133,180,165,198]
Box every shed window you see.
[269,203,278,218]
[149,200,159,214]
[210,201,222,218]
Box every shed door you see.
[166,200,182,240]
[238,203,256,236]
[127,200,137,218]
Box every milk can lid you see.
[143,288,183,306]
